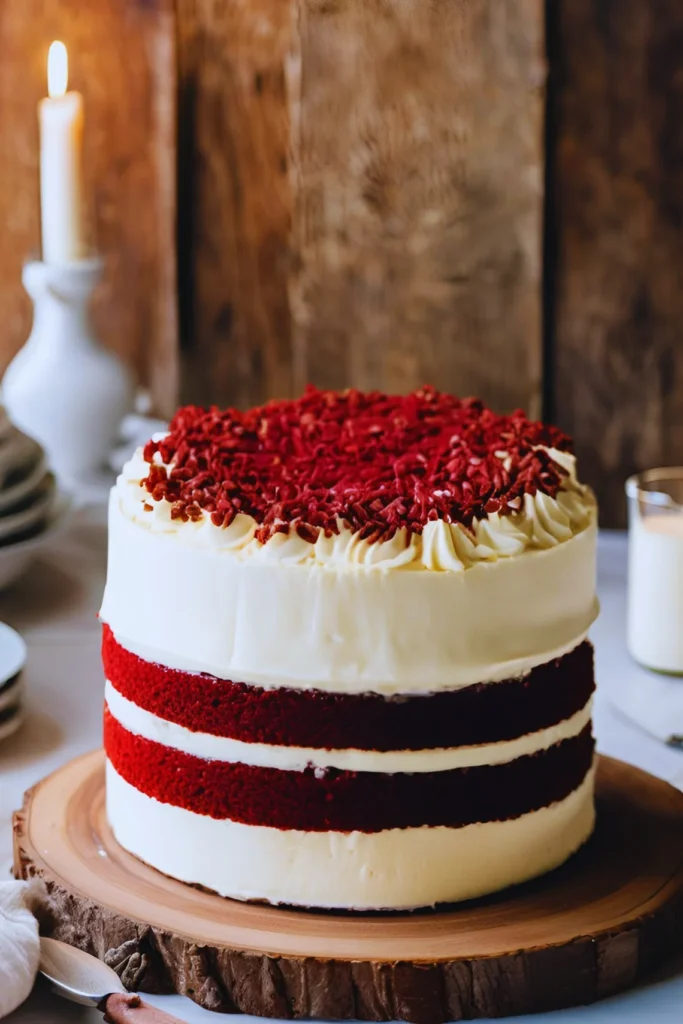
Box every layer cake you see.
[100,387,598,910]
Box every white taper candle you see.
[39,42,86,265]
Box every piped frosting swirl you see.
[139,388,580,543]
[117,442,595,572]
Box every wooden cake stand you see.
[13,751,683,1023]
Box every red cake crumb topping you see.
[142,387,572,541]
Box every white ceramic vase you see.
[2,259,133,484]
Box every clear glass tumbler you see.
[626,468,683,674]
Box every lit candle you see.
[39,41,86,264]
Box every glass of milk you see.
[626,468,683,674]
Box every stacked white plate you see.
[0,622,27,741]
[0,408,71,590]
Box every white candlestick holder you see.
[2,258,133,487]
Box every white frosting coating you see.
[105,681,593,773]
[106,761,596,910]
[117,444,594,571]
[101,486,597,693]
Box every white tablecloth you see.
[2,511,683,1023]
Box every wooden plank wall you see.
[176,0,295,410]
[549,0,683,526]
[177,0,545,418]
[0,0,178,416]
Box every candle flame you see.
[47,41,68,98]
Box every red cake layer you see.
[104,710,594,832]
[142,387,572,540]
[103,627,594,751]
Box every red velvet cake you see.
[100,387,598,909]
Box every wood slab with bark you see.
[13,751,683,1023]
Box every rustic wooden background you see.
[176,0,544,417]
[548,0,683,527]
[1,0,682,525]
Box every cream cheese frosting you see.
[107,761,596,910]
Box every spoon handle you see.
[100,992,189,1024]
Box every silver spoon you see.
[40,937,185,1023]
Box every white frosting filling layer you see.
[118,445,594,571]
[106,761,596,910]
[105,680,593,773]
[101,486,598,693]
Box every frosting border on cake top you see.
[119,443,594,572]
[125,388,596,572]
